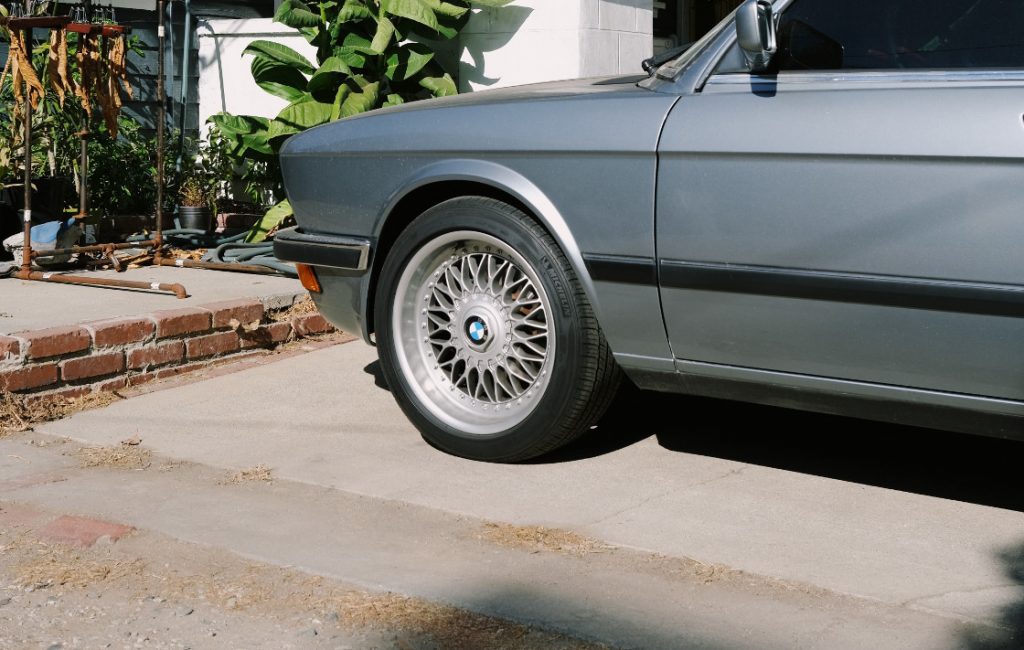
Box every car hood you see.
[346,73,650,120]
[281,72,675,159]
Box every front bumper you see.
[273,227,372,273]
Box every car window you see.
[716,0,1024,73]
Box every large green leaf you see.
[340,80,380,117]
[210,113,270,135]
[267,118,301,140]
[245,200,294,244]
[425,0,469,18]
[274,0,323,28]
[242,41,316,75]
[380,0,439,32]
[331,84,351,121]
[307,56,353,96]
[251,57,310,102]
[467,0,513,6]
[240,132,274,155]
[419,73,458,97]
[334,32,377,69]
[337,0,372,22]
[385,43,435,81]
[370,15,396,54]
[406,6,468,40]
[276,99,335,130]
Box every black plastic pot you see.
[178,206,212,232]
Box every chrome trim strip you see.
[708,70,1024,85]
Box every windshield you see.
[655,9,741,79]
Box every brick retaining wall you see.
[0,297,337,399]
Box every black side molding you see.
[583,254,657,285]
[660,260,1024,319]
[274,227,372,273]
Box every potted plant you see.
[177,176,213,232]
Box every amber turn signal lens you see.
[296,263,322,293]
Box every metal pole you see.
[19,0,32,274]
[154,0,166,260]
[77,130,88,218]
[176,0,191,174]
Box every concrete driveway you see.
[5,340,1023,649]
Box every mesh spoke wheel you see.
[393,231,555,434]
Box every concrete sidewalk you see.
[0,265,343,399]
[22,340,1024,648]
[1,266,304,335]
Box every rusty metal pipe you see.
[154,0,166,260]
[78,129,89,218]
[29,240,158,258]
[20,16,32,274]
[14,269,188,299]
[154,258,284,275]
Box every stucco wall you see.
[196,18,317,130]
[461,0,653,92]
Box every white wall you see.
[196,18,318,131]
[461,0,653,92]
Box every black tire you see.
[375,196,621,462]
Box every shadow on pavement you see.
[549,387,1024,512]
[365,359,1022,512]
[364,361,390,391]
[958,541,1024,649]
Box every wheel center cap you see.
[465,316,490,346]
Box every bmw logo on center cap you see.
[466,318,489,344]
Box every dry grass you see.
[478,522,614,557]
[78,443,152,470]
[222,464,273,484]
[16,544,144,590]
[0,392,121,436]
[269,295,318,322]
[152,568,600,650]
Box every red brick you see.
[291,313,334,337]
[128,373,157,387]
[265,321,293,342]
[38,515,134,548]
[0,335,22,359]
[0,364,58,392]
[23,385,91,406]
[186,331,240,359]
[239,322,292,350]
[86,317,155,347]
[150,308,211,339]
[95,376,128,392]
[60,352,125,382]
[127,340,184,369]
[200,298,265,330]
[20,326,91,359]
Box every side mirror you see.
[736,0,777,72]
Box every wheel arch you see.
[364,160,601,340]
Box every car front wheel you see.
[375,196,621,462]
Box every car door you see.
[657,0,1024,401]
